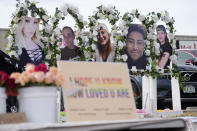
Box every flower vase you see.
[18,86,58,123]
[0,87,7,114]
[142,76,157,115]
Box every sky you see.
[0,0,197,36]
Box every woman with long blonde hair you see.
[15,16,44,67]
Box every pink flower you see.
[10,72,21,84]
[34,63,47,73]
[34,72,45,83]
[25,64,35,73]
[44,72,54,84]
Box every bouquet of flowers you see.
[10,63,64,88]
[0,71,17,96]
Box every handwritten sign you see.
[57,61,136,122]
[0,113,27,124]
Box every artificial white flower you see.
[116,55,121,60]
[13,17,19,23]
[147,33,153,40]
[45,24,52,33]
[71,6,79,14]
[77,14,83,22]
[131,9,136,14]
[56,54,61,60]
[148,57,152,63]
[31,0,38,4]
[154,42,160,48]
[54,28,61,35]
[59,35,64,40]
[34,13,37,17]
[91,44,96,51]
[42,15,48,22]
[152,35,157,40]
[84,51,90,58]
[109,14,114,20]
[9,51,17,58]
[57,12,62,19]
[145,50,150,56]
[139,15,145,22]
[156,65,161,71]
[146,66,151,71]
[153,15,159,22]
[41,37,48,42]
[7,35,13,42]
[83,21,88,26]
[172,43,177,50]
[93,36,97,42]
[155,49,161,56]
[118,41,124,49]
[164,16,170,23]
[123,30,128,36]
[122,54,128,62]
[91,17,96,22]
[170,55,178,64]
[146,41,150,46]
[98,13,105,19]
[166,25,170,30]
[168,33,174,40]
[46,54,51,59]
[61,4,68,16]
[131,66,137,72]
[170,18,175,23]
[93,30,98,36]
[50,16,57,23]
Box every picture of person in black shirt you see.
[126,24,147,70]
[156,25,172,69]
[60,26,79,60]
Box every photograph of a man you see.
[126,24,147,70]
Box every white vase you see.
[0,87,7,114]
[142,76,157,114]
[18,86,58,123]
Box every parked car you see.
[130,64,197,109]
[176,49,197,66]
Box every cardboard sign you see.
[57,61,136,122]
[0,112,27,124]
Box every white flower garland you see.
[116,9,150,62]
[118,10,178,78]
[6,1,179,78]
[146,11,178,77]
[84,5,120,61]
[6,0,51,66]
[46,3,87,64]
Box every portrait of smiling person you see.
[126,24,147,70]
[94,23,115,62]
[60,26,80,61]
[15,16,44,68]
[156,25,173,69]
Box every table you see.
[0,118,187,131]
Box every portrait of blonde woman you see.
[15,16,44,68]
